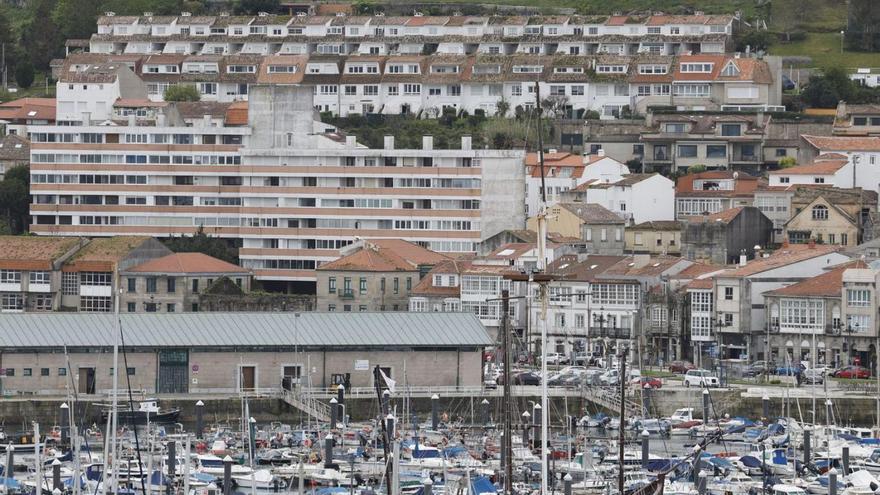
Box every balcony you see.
[589,327,632,339]
[826,324,841,335]
[339,289,355,299]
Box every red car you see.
[668,361,696,374]
[632,376,663,389]
[833,365,871,379]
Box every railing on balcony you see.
[339,289,355,299]
[589,327,632,339]
[826,324,841,335]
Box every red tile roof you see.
[676,170,764,198]
[318,239,447,272]
[802,135,880,152]
[687,206,744,224]
[722,244,843,278]
[765,260,868,298]
[126,252,248,274]
[0,98,56,122]
[769,159,848,175]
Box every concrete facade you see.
[681,207,773,265]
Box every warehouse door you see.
[157,350,189,394]
[78,368,95,394]
[240,366,256,392]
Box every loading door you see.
[157,350,189,394]
[78,368,95,394]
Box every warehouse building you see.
[0,312,490,395]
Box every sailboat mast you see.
[501,290,513,495]
[534,79,550,495]
[109,276,122,495]
[618,348,627,495]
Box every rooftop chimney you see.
[597,148,605,157]
[836,101,848,121]
[739,252,747,267]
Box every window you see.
[724,287,734,300]
[328,277,337,294]
[678,145,698,158]
[359,305,367,312]
[575,314,585,328]
[651,307,668,325]
[80,272,111,286]
[167,278,176,293]
[847,289,871,307]
[680,63,713,73]
[127,302,136,312]
[706,145,727,158]
[41,368,49,377]
[127,367,136,376]
[847,314,870,333]
[0,270,21,284]
[665,123,686,133]
[23,368,32,377]
[166,303,175,312]
[127,277,136,293]
[62,272,78,295]
[192,279,199,293]
[80,296,111,312]
[776,148,787,157]
[811,205,828,221]
[4,368,12,377]
[29,271,50,285]
[58,368,67,376]
[359,277,367,294]
[780,298,824,329]
[393,278,399,294]
[720,124,742,137]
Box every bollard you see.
[641,430,650,468]
[842,445,850,475]
[702,390,710,422]
[52,459,61,491]
[222,456,233,495]
[382,390,391,416]
[829,468,838,495]
[337,384,345,407]
[804,428,811,465]
[563,473,572,495]
[826,399,834,425]
[431,394,440,430]
[763,396,770,421]
[423,477,433,495]
[330,398,338,430]
[59,403,69,447]
[324,434,334,468]
[167,441,177,480]
[697,473,707,495]
[272,478,280,493]
[522,411,531,447]
[481,399,490,425]
[195,400,205,440]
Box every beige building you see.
[784,195,868,247]
[625,221,683,255]
[527,203,625,254]
[0,312,490,395]
[316,239,448,312]
[119,252,252,313]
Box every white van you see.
[683,369,720,388]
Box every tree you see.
[542,95,570,119]
[235,0,280,14]
[52,0,100,42]
[495,99,510,117]
[687,164,707,174]
[20,0,62,70]
[802,66,857,108]
[847,0,880,52]
[164,226,239,264]
[0,165,30,234]
[164,84,201,102]
[778,156,797,168]
[734,29,774,52]
[14,60,34,89]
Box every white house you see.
[768,154,853,188]
[564,173,675,224]
[525,151,629,216]
[801,135,880,194]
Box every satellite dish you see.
[733,171,739,179]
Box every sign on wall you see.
[354,360,369,371]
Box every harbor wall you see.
[2,389,877,431]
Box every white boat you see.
[232,469,276,490]
[308,468,348,485]
[195,455,253,476]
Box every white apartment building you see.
[28,81,526,289]
[55,13,782,117]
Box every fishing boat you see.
[101,400,181,426]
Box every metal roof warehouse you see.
[0,312,492,350]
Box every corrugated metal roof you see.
[0,312,492,349]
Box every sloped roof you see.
[802,135,880,152]
[556,203,624,224]
[0,134,30,161]
[0,98,56,122]
[125,253,248,275]
[0,312,493,349]
[688,206,744,224]
[769,159,848,175]
[318,239,447,272]
[721,244,844,278]
[628,220,683,231]
[411,258,474,297]
[0,236,83,270]
[547,254,627,282]
[66,237,154,267]
[765,260,868,298]
[676,170,764,197]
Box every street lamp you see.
[841,30,845,54]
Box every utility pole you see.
[618,346,628,495]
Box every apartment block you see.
[53,13,782,117]
[29,82,525,287]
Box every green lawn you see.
[364,0,758,15]
[770,32,880,68]
[642,370,676,378]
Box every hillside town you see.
[2,1,880,495]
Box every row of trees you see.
[800,67,880,109]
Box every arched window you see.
[812,205,828,220]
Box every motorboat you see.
[102,400,181,426]
[232,469,276,490]
[195,455,253,476]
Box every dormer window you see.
[720,124,742,136]
[721,61,740,77]
[665,123,687,133]
[812,205,829,220]
[524,26,541,35]
[680,63,713,73]
[597,65,626,73]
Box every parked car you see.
[669,361,696,374]
[775,363,806,376]
[833,365,871,379]
[512,371,542,385]
[599,369,620,386]
[782,74,796,91]
[543,353,570,365]
[803,368,825,385]
[632,376,663,389]
[812,364,836,376]
[683,369,720,388]
[743,361,769,377]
